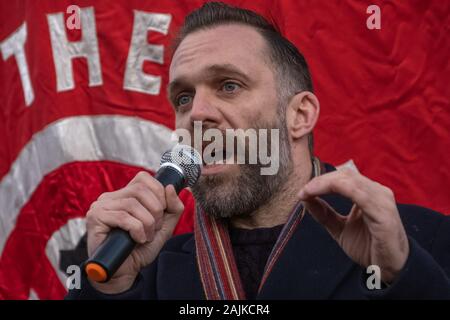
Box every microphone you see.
[84,145,202,283]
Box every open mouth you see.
[203,148,235,166]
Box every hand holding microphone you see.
[84,145,201,294]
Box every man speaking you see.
[67,2,450,299]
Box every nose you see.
[189,89,221,128]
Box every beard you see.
[191,114,293,219]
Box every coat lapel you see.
[257,194,357,299]
[156,235,206,299]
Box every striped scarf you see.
[195,157,322,300]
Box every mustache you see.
[173,119,287,172]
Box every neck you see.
[230,158,313,229]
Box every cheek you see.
[244,93,279,127]
[175,114,189,130]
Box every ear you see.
[286,91,320,140]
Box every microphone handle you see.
[84,166,185,282]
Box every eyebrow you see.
[167,64,252,102]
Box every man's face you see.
[168,24,292,218]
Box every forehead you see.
[169,24,269,81]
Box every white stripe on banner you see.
[0,115,175,255]
[45,217,86,288]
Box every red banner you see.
[0,0,449,299]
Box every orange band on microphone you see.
[85,262,107,282]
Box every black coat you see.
[67,189,450,300]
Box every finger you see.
[128,171,166,205]
[147,187,184,245]
[95,198,156,241]
[303,197,346,240]
[97,180,166,223]
[92,210,148,244]
[165,185,185,215]
[298,169,375,212]
[127,183,165,222]
[347,203,364,223]
[128,173,167,220]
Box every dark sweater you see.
[229,225,284,300]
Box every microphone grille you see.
[160,145,202,187]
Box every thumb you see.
[160,208,182,239]
[157,185,184,239]
[165,185,185,215]
[302,196,346,240]
[147,209,182,254]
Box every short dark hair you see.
[172,1,314,153]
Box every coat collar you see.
[257,194,356,299]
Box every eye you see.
[221,81,241,93]
[175,94,193,107]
